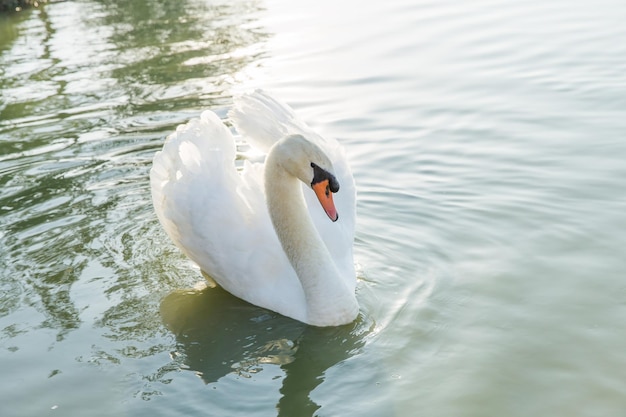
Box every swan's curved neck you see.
[264,139,358,326]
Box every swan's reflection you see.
[160,283,372,416]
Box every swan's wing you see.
[150,110,306,315]
[229,89,302,153]
[230,90,357,290]
[151,110,237,267]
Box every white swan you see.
[150,90,358,326]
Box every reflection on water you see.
[90,0,268,115]
[160,284,372,416]
[0,0,265,335]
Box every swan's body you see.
[150,90,358,326]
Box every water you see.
[1,0,626,415]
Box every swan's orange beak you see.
[312,179,338,222]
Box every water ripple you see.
[2,0,626,415]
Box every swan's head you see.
[274,134,340,222]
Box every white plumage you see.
[150,90,358,326]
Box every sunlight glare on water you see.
[1,0,626,416]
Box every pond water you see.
[1,0,626,415]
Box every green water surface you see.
[1,0,626,416]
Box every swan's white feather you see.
[150,90,356,323]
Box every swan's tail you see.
[229,89,310,153]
